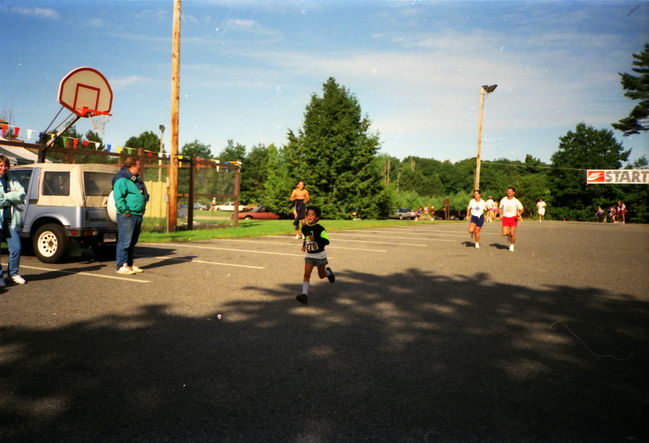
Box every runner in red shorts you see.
[498,187,524,252]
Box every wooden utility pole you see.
[168,0,181,232]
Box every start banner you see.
[586,169,649,185]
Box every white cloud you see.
[10,6,59,20]
[87,18,104,27]
[224,18,279,37]
[109,75,146,90]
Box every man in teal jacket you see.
[112,157,148,275]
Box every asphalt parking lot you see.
[1,221,648,442]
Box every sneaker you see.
[117,265,135,275]
[295,234,301,240]
[475,243,480,249]
[130,265,144,273]
[296,293,308,304]
[11,275,26,285]
[509,244,515,252]
[325,267,335,283]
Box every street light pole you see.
[474,84,497,191]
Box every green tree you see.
[261,145,294,213]
[549,123,630,220]
[85,130,104,150]
[181,139,212,159]
[613,43,649,135]
[241,143,272,204]
[217,139,246,162]
[285,77,389,218]
[124,130,161,152]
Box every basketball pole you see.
[37,114,82,163]
[168,0,181,232]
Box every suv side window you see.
[84,172,113,196]
[43,171,70,196]
[8,169,32,191]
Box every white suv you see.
[10,163,119,263]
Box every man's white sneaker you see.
[509,244,515,252]
[11,275,26,285]
[130,265,144,273]
[295,234,301,240]
[117,265,135,275]
[475,243,480,249]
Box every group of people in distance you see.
[467,187,524,252]
[596,201,627,223]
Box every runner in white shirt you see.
[498,187,524,252]
[536,198,546,223]
[467,190,487,248]
[485,196,495,223]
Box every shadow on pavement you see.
[1,269,647,441]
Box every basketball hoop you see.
[38,66,114,163]
[89,111,112,137]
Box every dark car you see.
[238,205,289,220]
[394,208,418,220]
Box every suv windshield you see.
[84,171,113,196]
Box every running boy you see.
[498,187,524,252]
[467,189,486,248]
[296,206,335,304]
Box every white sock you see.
[302,282,309,294]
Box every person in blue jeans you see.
[0,155,26,286]
[112,157,148,275]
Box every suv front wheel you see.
[34,224,69,263]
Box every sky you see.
[1,0,648,164]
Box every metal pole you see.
[233,165,240,227]
[158,125,165,182]
[474,86,485,191]
[188,154,195,230]
[168,0,181,232]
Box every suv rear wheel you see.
[34,224,69,263]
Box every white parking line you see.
[146,242,305,257]
[331,231,438,241]
[261,236,387,252]
[145,256,264,269]
[19,264,150,283]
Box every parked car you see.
[393,208,418,220]
[237,205,288,220]
[10,163,119,263]
[215,201,247,211]
[178,202,207,210]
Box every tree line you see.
[50,44,649,222]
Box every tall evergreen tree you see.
[549,123,630,220]
[285,77,388,218]
[613,43,649,135]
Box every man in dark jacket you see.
[112,157,149,275]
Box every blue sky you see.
[1,0,648,163]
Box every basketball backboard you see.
[58,67,113,117]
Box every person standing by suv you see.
[112,157,149,275]
[0,155,26,285]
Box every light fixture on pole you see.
[474,84,497,191]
